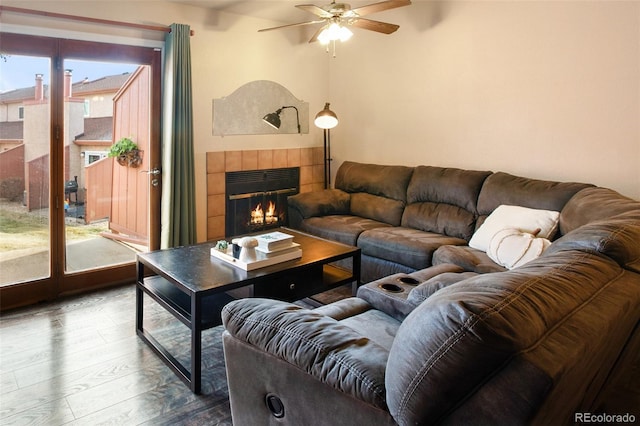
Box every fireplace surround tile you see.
[287,148,301,167]
[273,150,288,168]
[258,150,273,169]
[300,165,313,186]
[208,194,225,217]
[206,148,325,240]
[206,151,225,173]
[225,151,242,172]
[241,150,258,170]
[207,172,225,196]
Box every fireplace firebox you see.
[225,167,300,237]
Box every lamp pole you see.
[324,128,331,189]
[314,103,338,189]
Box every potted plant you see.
[108,137,143,168]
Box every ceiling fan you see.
[258,0,412,45]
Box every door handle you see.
[140,168,161,175]
[140,168,161,187]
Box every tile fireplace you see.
[225,167,300,237]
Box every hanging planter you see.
[108,137,143,168]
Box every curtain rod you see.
[0,6,195,36]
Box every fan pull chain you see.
[326,40,337,58]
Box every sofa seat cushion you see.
[299,215,391,246]
[432,245,507,273]
[358,227,467,270]
[339,308,401,350]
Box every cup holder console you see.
[379,283,404,293]
[397,277,419,285]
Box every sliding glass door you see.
[0,33,161,310]
[0,53,52,285]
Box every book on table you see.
[210,244,302,271]
[255,231,295,251]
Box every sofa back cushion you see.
[559,187,640,235]
[549,209,640,273]
[401,166,491,240]
[475,172,592,234]
[335,161,415,226]
[385,250,640,424]
[350,193,406,226]
[335,161,414,201]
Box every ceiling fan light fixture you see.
[338,25,353,41]
[318,22,353,45]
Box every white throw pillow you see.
[487,227,551,269]
[469,205,560,252]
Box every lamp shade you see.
[314,103,338,129]
[262,111,282,129]
[318,23,353,45]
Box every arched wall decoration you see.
[212,80,309,136]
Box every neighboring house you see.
[0,71,133,207]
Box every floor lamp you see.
[314,103,339,189]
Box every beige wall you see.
[3,0,639,244]
[329,0,639,200]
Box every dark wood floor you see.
[2,283,639,425]
[0,284,233,425]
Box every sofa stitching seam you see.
[396,270,562,419]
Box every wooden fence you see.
[85,156,113,223]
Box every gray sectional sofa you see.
[221,161,640,425]
[288,161,593,282]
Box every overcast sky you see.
[0,54,138,93]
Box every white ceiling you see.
[167,0,388,25]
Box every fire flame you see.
[250,201,278,225]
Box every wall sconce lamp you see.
[263,105,301,133]
[314,102,339,189]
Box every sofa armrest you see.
[357,264,466,321]
[287,189,351,227]
[221,298,389,409]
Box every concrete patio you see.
[0,237,139,286]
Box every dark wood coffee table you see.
[135,227,360,393]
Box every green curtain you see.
[161,23,196,248]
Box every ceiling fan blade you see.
[258,20,324,32]
[350,18,400,34]
[308,25,325,43]
[296,4,333,18]
[350,0,411,17]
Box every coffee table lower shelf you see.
[140,275,234,328]
[136,276,235,393]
